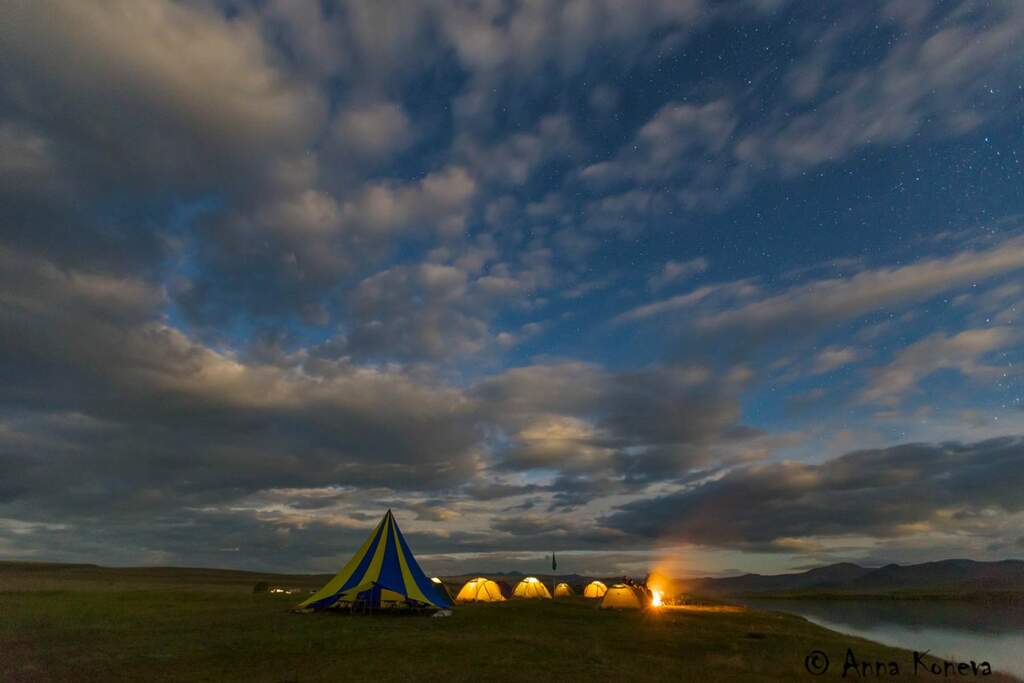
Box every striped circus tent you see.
[298,510,453,611]
[431,577,455,603]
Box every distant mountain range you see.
[682,559,1024,597]
[6,559,1022,599]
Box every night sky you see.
[1,0,1023,577]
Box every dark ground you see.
[1,562,1019,682]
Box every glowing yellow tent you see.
[297,510,451,611]
[455,577,506,602]
[582,580,607,598]
[553,582,574,597]
[600,583,645,609]
[512,576,552,598]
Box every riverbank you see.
[722,590,1024,602]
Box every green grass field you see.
[1,562,1019,682]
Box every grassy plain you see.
[1,562,1018,682]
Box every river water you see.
[739,598,1024,679]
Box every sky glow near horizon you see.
[1,0,1023,577]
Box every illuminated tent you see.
[600,583,645,609]
[553,582,574,597]
[455,577,506,602]
[512,576,552,599]
[297,510,452,611]
[582,580,607,598]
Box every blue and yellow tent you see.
[298,510,452,611]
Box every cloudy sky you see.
[1,0,1023,578]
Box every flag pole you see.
[551,551,557,598]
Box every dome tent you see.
[600,583,646,609]
[553,582,574,597]
[297,510,452,612]
[455,577,506,602]
[582,580,607,598]
[512,576,552,598]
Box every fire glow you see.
[646,566,671,608]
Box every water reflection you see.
[740,599,1024,679]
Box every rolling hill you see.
[684,559,1024,598]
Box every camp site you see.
[4,510,1023,681]
[5,0,1024,680]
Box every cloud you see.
[342,166,477,236]
[633,100,738,173]
[811,346,861,375]
[860,327,1019,406]
[0,0,340,330]
[474,362,757,488]
[0,0,325,190]
[455,114,581,187]
[172,189,347,326]
[0,246,765,565]
[342,263,491,362]
[579,3,1023,214]
[0,247,486,518]
[760,1,1024,173]
[437,0,714,128]
[175,165,478,327]
[613,279,759,325]
[0,121,63,195]
[649,257,709,291]
[697,237,1024,339]
[334,237,557,362]
[331,100,415,163]
[497,416,616,474]
[581,99,744,210]
[403,500,460,523]
[602,436,1024,551]
[2,0,1023,575]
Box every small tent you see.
[297,510,452,611]
[600,583,646,609]
[582,580,607,598]
[553,582,574,597]
[512,576,552,599]
[455,577,506,602]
